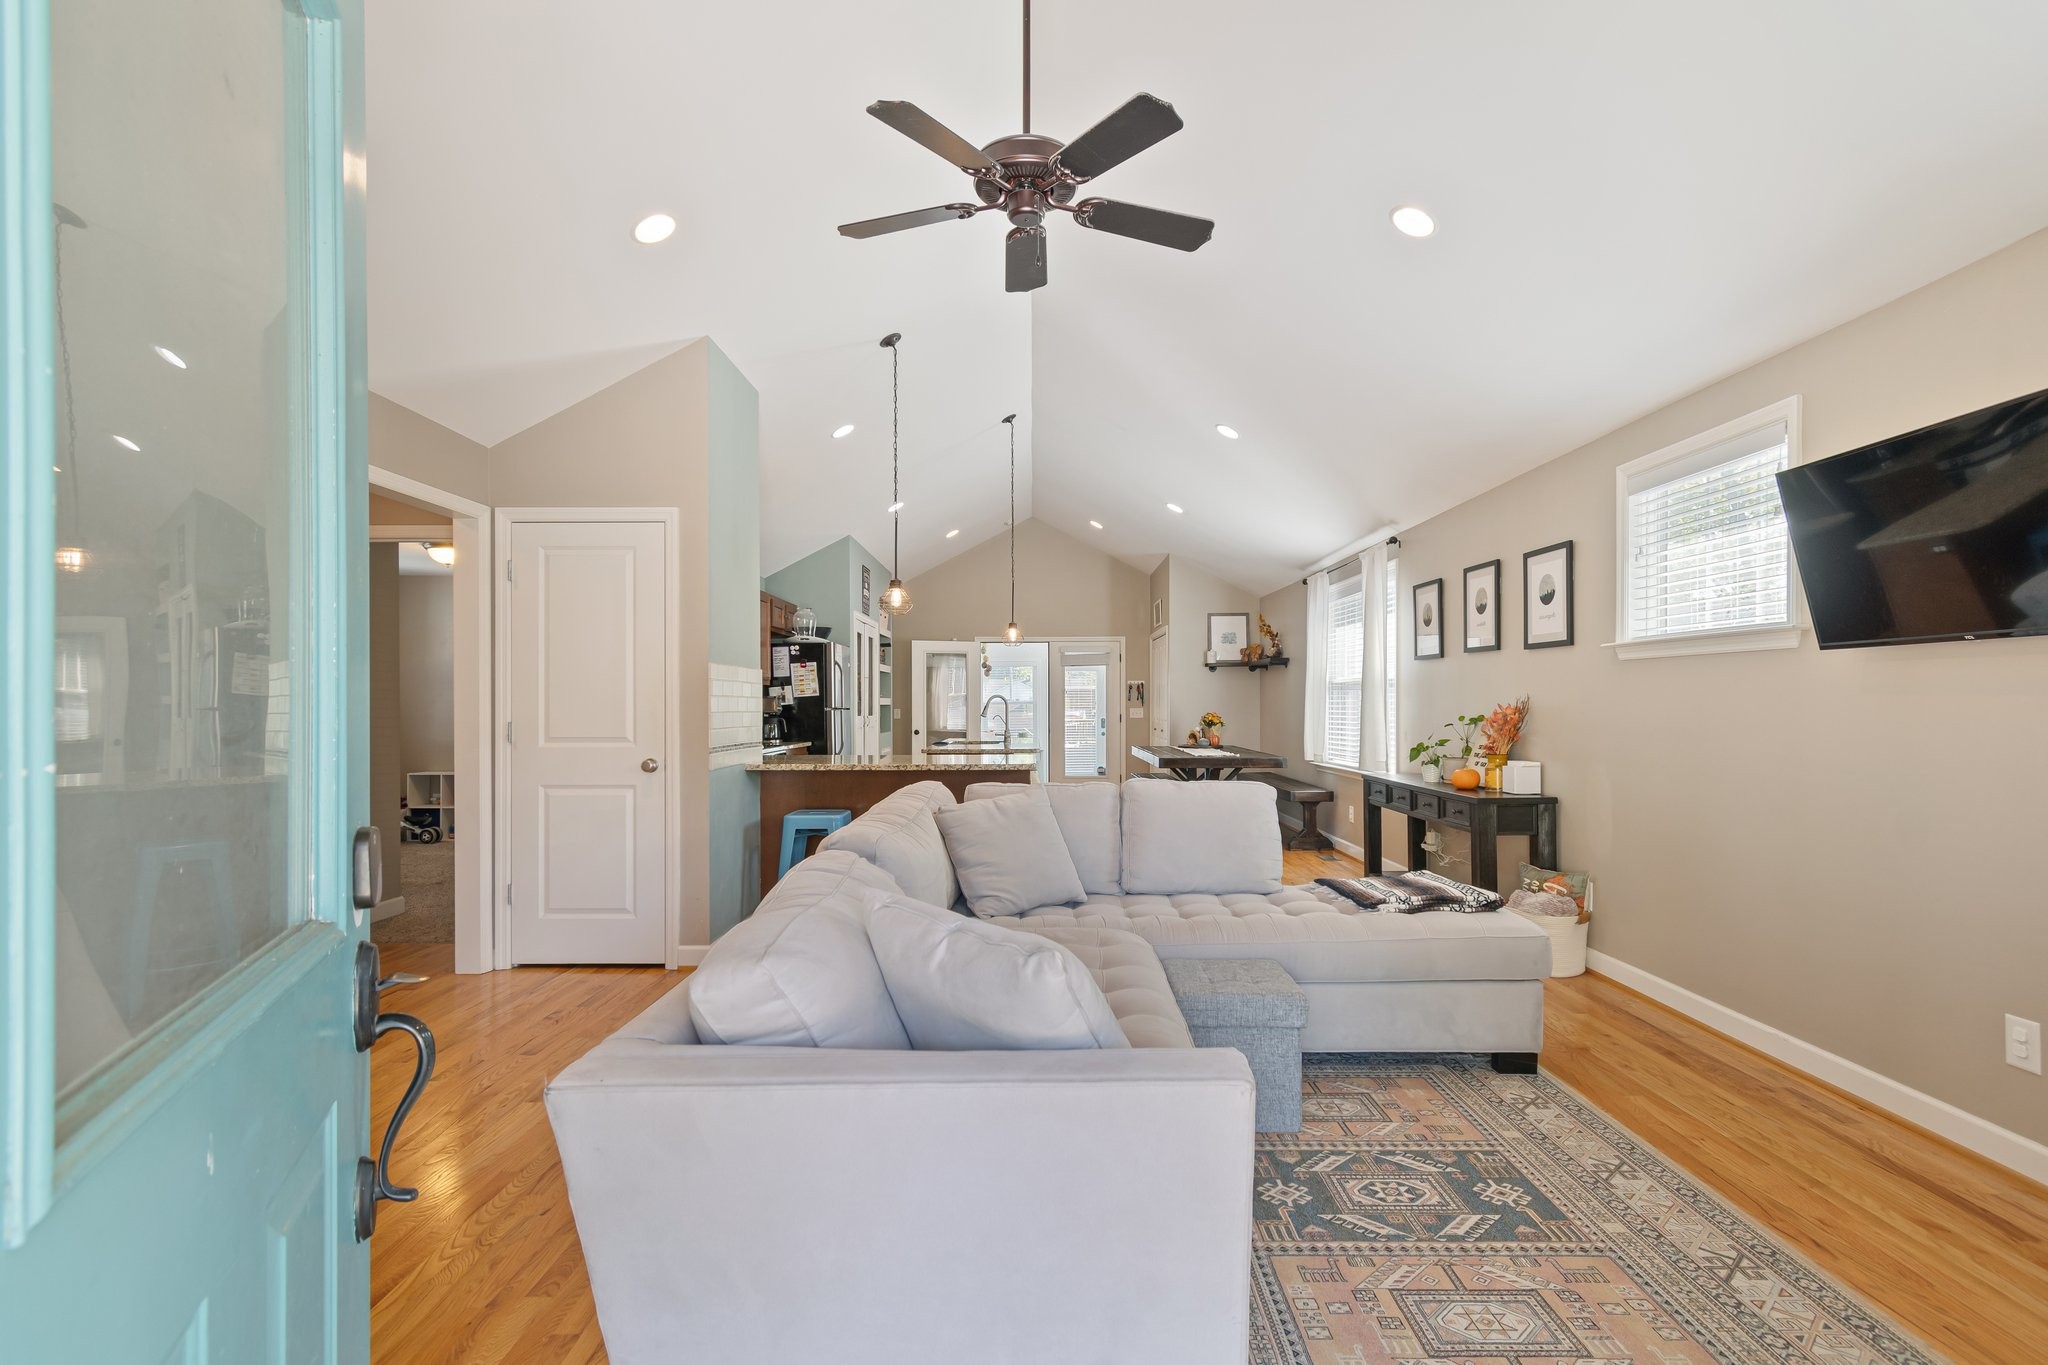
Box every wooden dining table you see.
[1130,742,1287,781]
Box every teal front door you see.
[1,0,383,1360]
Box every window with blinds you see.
[1323,575,1365,768]
[1619,404,1799,651]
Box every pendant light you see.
[877,332,913,617]
[1001,413,1022,644]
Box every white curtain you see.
[1356,544,1389,773]
[1302,568,1330,763]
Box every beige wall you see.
[397,573,454,775]
[368,543,403,903]
[1164,556,1263,749]
[1279,228,2048,1145]
[369,392,489,505]
[893,519,1153,775]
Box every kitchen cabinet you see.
[761,591,798,686]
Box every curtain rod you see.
[1301,534,1400,586]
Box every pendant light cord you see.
[1008,416,1017,622]
[891,335,900,581]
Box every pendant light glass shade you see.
[1003,622,1022,644]
[880,333,912,616]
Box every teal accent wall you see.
[763,534,892,644]
[705,340,760,936]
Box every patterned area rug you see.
[1251,1058,1940,1364]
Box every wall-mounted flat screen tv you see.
[1777,385,2048,648]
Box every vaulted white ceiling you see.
[367,0,2048,594]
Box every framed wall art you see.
[1463,559,1501,653]
[1413,578,1444,659]
[1523,540,1574,648]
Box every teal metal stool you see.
[778,809,852,877]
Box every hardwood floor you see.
[368,943,676,1365]
[372,857,2048,1364]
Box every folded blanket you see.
[1316,870,1505,914]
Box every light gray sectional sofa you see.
[546,778,1548,1365]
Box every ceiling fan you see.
[836,0,1214,292]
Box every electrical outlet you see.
[2007,1015,2043,1075]
[1346,804,1356,824]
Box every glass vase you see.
[1484,754,1508,790]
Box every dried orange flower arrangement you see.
[1478,696,1530,757]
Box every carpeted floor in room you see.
[372,838,455,943]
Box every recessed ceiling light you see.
[1166,502,1184,514]
[1214,424,1239,440]
[1390,205,1435,238]
[632,213,676,245]
[1088,519,1103,529]
[152,345,187,369]
[887,501,905,514]
[111,435,141,452]
[945,528,960,538]
[832,423,855,439]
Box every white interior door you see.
[508,520,668,963]
[909,641,980,753]
[1149,629,1172,744]
[1052,642,1122,782]
[853,614,882,760]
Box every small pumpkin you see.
[1449,766,1483,791]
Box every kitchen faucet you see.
[979,694,1011,749]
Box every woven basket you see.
[1511,907,1590,978]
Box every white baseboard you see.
[1587,949,2048,1187]
[674,945,709,967]
[370,895,407,924]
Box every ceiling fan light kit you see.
[879,332,913,617]
[837,0,1214,292]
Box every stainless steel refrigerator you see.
[783,639,850,758]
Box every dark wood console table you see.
[1361,771,1559,892]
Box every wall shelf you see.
[1205,656,1290,673]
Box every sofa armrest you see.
[546,1041,1254,1365]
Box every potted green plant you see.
[1407,735,1450,782]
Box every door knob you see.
[641,757,659,772]
[352,942,436,1242]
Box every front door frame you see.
[493,508,683,970]
[369,466,494,974]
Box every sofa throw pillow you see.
[861,891,1129,1050]
[686,852,910,1049]
[965,781,1123,895]
[817,780,959,909]
[934,789,1087,917]
[1315,870,1506,914]
[1517,861,1591,912]
[1120,778,1282,895]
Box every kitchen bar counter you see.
[752,750,1034,898]
[746,752,1038,773]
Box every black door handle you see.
[353,941,437,1241]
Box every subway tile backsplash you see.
[710,662,763,769]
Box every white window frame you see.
[1610,396,1809,660]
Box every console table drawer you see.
[1412,791,1443,819]
[1440,796,1473,825]
[1387,786,1417,813]
[1367,780,1390,804]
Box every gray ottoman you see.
[1161,958,1309,1132]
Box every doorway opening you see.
[910,638,1124,784]
[368,468,494,972]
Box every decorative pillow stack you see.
[1121,778,1282,895]
[963,781,1123,896]
[687,851,1126,1051]
[935,786,1086,917]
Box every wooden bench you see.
[1244,771,1335,851]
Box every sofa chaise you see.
[546,778,1548,1364]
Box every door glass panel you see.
[980,642,1048,781]
[924,650,969,741]
[1062,663,1109,778]
[50,0,304,1091]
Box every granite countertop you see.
[747,752,1039,773]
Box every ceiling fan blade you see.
[1006,227,1048,293]
[866,101,998,173]
[838,204,978,240]
[1052,94,1183,181]
[1074,198,1213,252]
